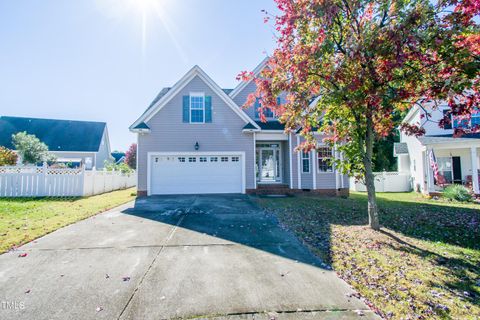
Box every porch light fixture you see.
[194,142,199,150]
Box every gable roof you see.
[0,116,107,152]
[132,122,150,130]
[130,65,259,131]
[229,57,270,99]
[111,152,125,163]
[253,121,285,131]
[141,87,234,120]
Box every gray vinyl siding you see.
[233,82,289,121]
[137,75,254,192]
[232,81,257,120]
[289,134,348,190]
[316,172,337,189]
[296,136,313,189]
[94,129,112,169]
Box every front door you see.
[261,149,275,181]
[256,144,282,183]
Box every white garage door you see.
[149,154,244,195]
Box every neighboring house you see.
[111,152,126,164]
[130,59,349,196]
[0,116,113,169]
[395,103,480,195]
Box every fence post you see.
[79,165,85,196]
[92,167,97,196]
[41,162,48,196]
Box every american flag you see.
[428,149,441,184]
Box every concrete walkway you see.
[0,195,378,319]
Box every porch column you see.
[425,148,435,194]
[471,147,479,194]
[334,145,340,189]
[253,132,257,190]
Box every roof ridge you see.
[0,115,107,125]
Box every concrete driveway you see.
[0,195,378,319]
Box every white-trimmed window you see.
[210,157,218,162]
[301,151,310,173]
[317,146,333,172]
[190,93,205,123]
[472,110,480,127]
[178,157,185,162]
[221,156,228,162]
[188,157,196,162]
[199,157,207,162]
[231,156,239,162]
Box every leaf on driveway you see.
[95,306,103,312]
[122,276,130,282]
[18,253,27,257]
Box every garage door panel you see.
[150,154,243,195]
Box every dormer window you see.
[254,97,281,119]
[443,109,452,129]
[472,111,480,127]
[190,93,205,123]
[447,108,480,129]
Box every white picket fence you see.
[0,165,136,197]
[350,171,412,192]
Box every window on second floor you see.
[444,108,480,129]
[443,109,452,129]
[472,112,480,127]
[190,93,205,123]
[254,97,283,119]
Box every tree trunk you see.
[364,116,380,230]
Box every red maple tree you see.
[243,0,479,229]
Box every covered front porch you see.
[424,144,480,195]
[255,141,290,186]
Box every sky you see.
[0,0,278,151]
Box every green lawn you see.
[257,192,480,320]
[0,188,136,253]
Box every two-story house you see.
[130,59,349,196]
[395,103,480,195]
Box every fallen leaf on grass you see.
[96,306,103,312]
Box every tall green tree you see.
[243,0,479,229]
[12,132,56,165]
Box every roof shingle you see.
[0,116,106,152]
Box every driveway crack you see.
[116,213,187,320]
[180,308,374,319]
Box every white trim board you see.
[289,133,293,188]
[130,65,260,130]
